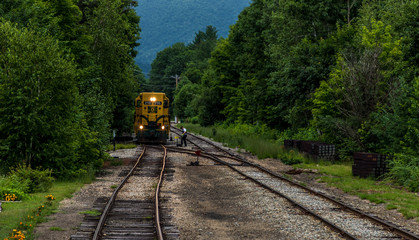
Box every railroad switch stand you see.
[189,150,201,166]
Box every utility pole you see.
[170,74,181,89]
[170,74,181,124]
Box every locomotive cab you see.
[134,92,170,143]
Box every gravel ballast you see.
[32,143,419,239]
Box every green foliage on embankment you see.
[157,0,418,192]
[0,0,144,177]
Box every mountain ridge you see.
[134,0,251,75]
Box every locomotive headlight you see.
[150,97,156,102]
[161,125,165,130]
[139,125,144,130]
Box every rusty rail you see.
[92,146,147,240]
[155,145,167,240]
[92,145,168,240]
[169,126,419,240]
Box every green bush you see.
[190,116,199,124]
[279,149,305,165]
[0,188,27,201]
[8,164,54,193]
[184,123,304,162]
[0,174,30,193]
[388,154,419,192]
[0,175,30,200]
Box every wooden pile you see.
[284,140,390,179]
[352,152,389,178]
[284,140,336,160]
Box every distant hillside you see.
[134,0,251,75]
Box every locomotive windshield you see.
[144,101,153,105]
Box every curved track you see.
[171,126,419,240]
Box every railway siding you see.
[170,126,419,239]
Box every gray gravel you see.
[32,138,418,240]
[241,168,401,239]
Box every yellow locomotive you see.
[134,92,170,143]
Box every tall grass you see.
[106,143,137,151]
[183,123,307,164]
[184,124,279,157]
[388,154,419,192]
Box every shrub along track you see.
[171,126,419,240]
[70,145,178,240]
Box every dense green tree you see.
[189,35,238,125]
[149,26,219,102]
[79,0,140,137]
[153,0,418,189]
[266,0,363,129]
[182,26,219,84]
[0,0,141,175]
[0,21,101,175]
[220,0,275,124]
[311,19,404,153]
[198,69,226,126]
[172,79,200,121]
[149,42,189,100]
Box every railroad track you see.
[170,126,419,240]
[71,145,178,240]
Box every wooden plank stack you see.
[284,140,336,160]
[284,140,390,179]
[284,139,303,150]
[283,139,294,149]
[352,152,389,178]
[313,143,336,160]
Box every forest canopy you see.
[152,0,418,189]
[0,0,144,176]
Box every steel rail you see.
[207,154,360,240]
[169,127,419,240]
[155,145,167,240]
[193,136,419,240]
[92,146,147,240]
[165,146,357,239]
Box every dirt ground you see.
[32,146,419,239]
[162,153,286,239]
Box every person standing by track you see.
[180,126,187,147]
